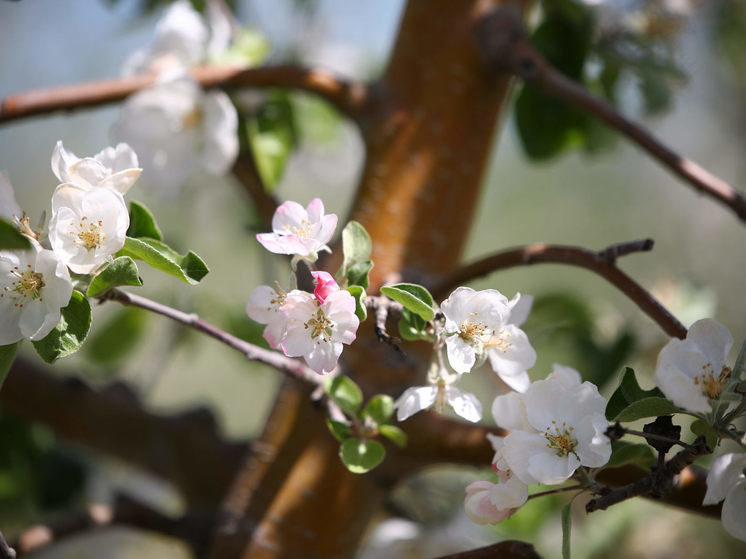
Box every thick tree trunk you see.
[209,1,522,557]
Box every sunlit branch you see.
[0,65,370,125]
[430,240,687,339]
[474,8,746,224]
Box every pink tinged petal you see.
[304,341,343,375]
[246,285,281,324]
[491,391,530,431]
[446,336,477,374]
[445,386,482,423]
[305,198,325,222]
[507,293,533,326]
[271,200,307,233]
[316,214,338,246]
[687,318,733,369]
[490,475,529,510]
[704,453,746,505]
[0,171,22,221]
[256,232,294,255]
[311,271,340,304]
[201,91,239,175]
[464,481,504,525]
[395,386,437,421]
[280,322,314,358]
[722,480,746,542]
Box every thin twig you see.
[105,289,322,387]
[474,9,746,223]
[623,427,697,452]
[430,241,686,339]
[367,295,403,351]
[0,65,370,124]
[527,484,584,500]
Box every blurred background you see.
[0,0,745,557]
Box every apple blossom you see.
[495,364,611,485]
[703,452,746,542]
[440,287,510,374]
[48,184,129,275]
[279,289,359,374]
[395,382,482,423]
[486,293,537,392]
[51,141,142,195]
[654,318,734,414]
[256,199,338,260]
[246,283,288,349]
[311,270,339,303]
[110,71,238,193]
[464,473,528,525]
[0,244,73,344]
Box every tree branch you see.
[0,65,370,125]
[0,533,15,559]
[432,540,542,559]
[430,240,687,339]
[105,289,323,388]
[232,150,280,231]
[473,8,746,223]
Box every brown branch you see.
[474,9,746,223]
[0,65,370,125]
[105,289,323,388]
[432,540,542,559]
[367,295,403,351]
[0,357,245,507]
[232,150,280,231]
[430,241,687,339]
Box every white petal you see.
[489,474,529,510]
[546,364,582,388]
[0,170,22,221]
[491,391,529,431]
[507,293,533,326]
[528,446,580,485]
[271,200,307,233]
[246,285,281,324]
[704,453,746,506]
[500,431,544,485]
[50,141,80,183]
[395,386,437,421]
[445,385,482,422]
[654,362,711,414]
[687,318,733,370]
[445,336,477,374]
[722,480,746,542]
[487,324,536,388]
[201,91,238,175]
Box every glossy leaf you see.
[0,218,31,250]
[325,376,363,416]
[606,368,665,421]
[340,221,372,284]
[116,237,208,284]
[605,440,656,470]
[380,283,435,321]
[126,200,163,241]
[379,424,407,449]
[339,438,385,474]
[612,397,681,423]
[346,285,367,322]
[32,291,91,363]
[86,256,142,297]
[326,419,352,443]
[362,395,394,425]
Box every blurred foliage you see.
[714,0,746,84]
[103,0,237,16]
[83,307,149,371]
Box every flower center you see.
[283,219,312,238]
[69,216,105,250]
[2,264,45,307]
[267,283,286,311]
[544,421,577,457]
[304,308,333,342]
[485,329,513,353]
[12,211,39,240]
[182,108,203,129]
[459,314,494,345]
[693,362,731,400]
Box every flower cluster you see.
[246,199,359,374]
[1,142,141,344]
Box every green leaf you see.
[211,27,270,67]
[339,439,385,474]
[362,395,394,425]
[116,237,208,285]
[561,502,572,559]
[340,221,372,281]
[0,343,18,390]
[397,308,428,341]
[32,291,91,363]
[380,283,435,321]
[86,256,142,297]
[0,218,31,250]
[613,397,681,422]
[347,260,373,290]
[346,285,367,322]
[733,338,746,381]
[325,376,363,416]
[606,368,665,421]
[326,419,352,443]
[690,418,718,450]
[83,307,147,367]
[126,201,163,241]
[605,440,656,470]
[247,91,297,192]
[379,424,407,449]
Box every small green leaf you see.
[340,221,371,280]
[247,92,297,192]
[86,256,142,297]
[326,419,352,443]
[347,260,373,289]
[0,218,31,250]
[613,397,681,422]
[126,200,163,241]
[397,308,428,341]
[379,424,407,449]
[83,307,147,367]
[211,27,270,67]
[605,440,656,470]
[0,343,19,390]
[339,438,385,474]
[362,395,394,425]
[346,285,367,322]
[32,291,91,363]
[606,368,665,421]
[690,418,718,450]
[380,283,435,321]
[325,376,363,416]
[561,503,572,559]
[116,237,208,284]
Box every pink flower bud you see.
[311,270,339,303]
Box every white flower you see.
[464,474,528,525]
[703,452,746,542]
[495,365,611,485]
[441,287,510,374]
[395,383,482,423]
[111,72,238,193]
[0,171,22,222]
[0,244,73,344]
[256,199,338,259]
[654,318,734,414]
[48,184,129,275]
[279,289,359,374]
[486,293,537,392]
[245,283,288,349]
[51,142,142,196]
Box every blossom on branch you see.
[246,283,288,349]
[464,474,528,525]
[395,382,482,423]
[486,293,537,392]
[703,452,746,542]
[51,141,142,195]
[0,243,72,344]
[311,270,339,303]
[256,199,338,261]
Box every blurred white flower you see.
[111,72,238,193]
[0,170,22,222]
[395,382,482,423]
[464,473,528,525]
[48,184,129,275]
[256,199,338,260]
[703,452,746,542]
[0,244,72,344]
[51,141,142,195]
[654,318,734,414]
